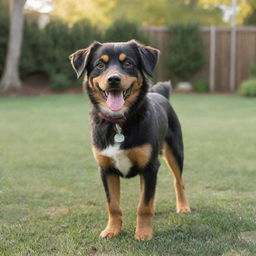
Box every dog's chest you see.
[101,144,132,177]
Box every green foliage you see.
[19,18,102,89]
[20,20,43,77]
[193,79,209,92]
[0,0,9,76]
[244,8,256,25]
[104,19,149,44]
[166,23,205,82]
[52,0,224,27]
[250,63,256,78]
[40,19,75,83]
[50,73,72,91]
[239,79,256,97]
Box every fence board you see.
[141,26,256,92]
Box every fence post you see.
[229,0,237,92]
[209,25,216,92]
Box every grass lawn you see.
[0,93,256,256]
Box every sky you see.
[25,0,53,13]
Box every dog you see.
[69,40,190,240]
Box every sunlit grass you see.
[0,94,256,255]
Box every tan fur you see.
[119,53,126,62]
[92,68,137,91]
[100,175,122,238]
[162,143,191,213]
[90,68,143,110]
[93,144,152,170]
[101,54,109,63]
[128,144,152,168]
[92,146,112,169]
[135,175,154,240]
[123,74,143,108]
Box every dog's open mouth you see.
[96,84,133,111]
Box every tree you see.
[0,0,26,90]
[245,7,256,24]
[51,0,223,26]
[199,0,255,25]
[51,0,114,26]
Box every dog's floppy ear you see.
[69,41,102,79]
[130,40,160,77]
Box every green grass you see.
[0,94,256,256]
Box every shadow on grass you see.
[94,206,256,255]
[146,206,256,256]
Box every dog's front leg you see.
[100,172,122,238]
[135,162,159,240]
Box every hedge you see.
[1,16,207,91]
[166,23,205,83]
[20,19,102,90]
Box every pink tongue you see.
[106,91,124,111]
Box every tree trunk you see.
[0,0,26,91]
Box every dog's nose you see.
[107,74,121,86]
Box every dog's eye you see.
[123,61,133,68]
[96,62,105,70]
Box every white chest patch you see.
[101,144,132,177]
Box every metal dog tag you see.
[114,124,125,143]
[114,133,125,143]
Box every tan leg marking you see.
[100,175,122,238]
[135,175,154,240]
[162,143,191,213]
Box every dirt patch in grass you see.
[239,231,256,243]
[46,206,70,216]
[46,203,97,217]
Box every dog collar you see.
[98,112,127,124]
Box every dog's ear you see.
[69,41,102,79]
[130,40,160,77]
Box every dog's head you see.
[69,40,160,117]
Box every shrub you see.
[239,79,256,97]
[0,1,9,76]
[69,19,103,51]
[250,64,256,78]
[40,19,74,78]
[105,19,149,44]
[50,73,71,91]
[20,20,43,77]
[166,23,205,82]
[42,19,102,85]
[19,18,102,88]
[193,79,208,92]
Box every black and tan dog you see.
[69,40,190,240]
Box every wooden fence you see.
[141,26,256,92]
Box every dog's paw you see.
[177,205,191,213]
[100,228,121,239]
[135,229,153,240]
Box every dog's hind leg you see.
[162,143,191,213]
[100,173,122,238]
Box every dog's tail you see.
[149,81,171,100]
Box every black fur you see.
[70,40,184,205]
[150,81,171,100]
